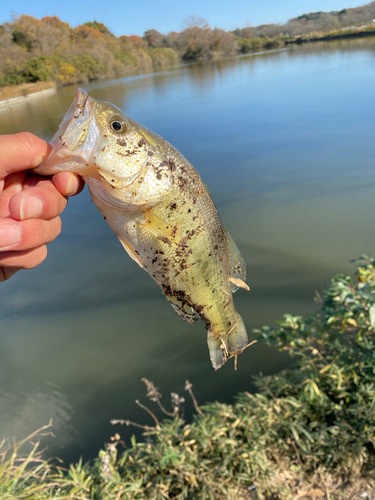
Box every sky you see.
[0,0,369,36]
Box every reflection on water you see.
[1,39,375,462]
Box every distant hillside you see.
[234,1,375,38]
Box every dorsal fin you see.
[225,230,250,293]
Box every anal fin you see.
[169,301,199,324]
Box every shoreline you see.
[0,85,56,109]
[286,28,375,45]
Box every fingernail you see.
[66,176,77,196]
[20,195,43,220]
[0,225,21,250]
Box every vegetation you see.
[2,2,375,94]
[234,1,375,39]
[1,256,375,498]
[0,81,55,101]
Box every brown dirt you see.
[0,81,56,101]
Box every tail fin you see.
[207,314,249,370]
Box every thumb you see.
[0,133,51,182]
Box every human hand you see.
[0,132,84,282]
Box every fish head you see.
[36,88,173,205]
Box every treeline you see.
[235,1,375,39]
[0,16,239,87]
[1,2,375,88]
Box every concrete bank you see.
[0,87,56,109]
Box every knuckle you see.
[15,132,41,155]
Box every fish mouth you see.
[35,88,99,176]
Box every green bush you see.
[237,38,264,53]
[114,50,138,66]
[149,48,179,67]
[21,56,52,82]
[71,54,104,81]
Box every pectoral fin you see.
[138,210,178,247]
[117,235,144,269]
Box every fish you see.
[35,88,251,369]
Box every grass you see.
[0,81,56,101]
[1,256,375,499]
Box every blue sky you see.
[1,0,368,36]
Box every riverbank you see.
[1,257,375,499]
[286,26,375,45]
[0,81,56,108]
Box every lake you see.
[1,38,375,463]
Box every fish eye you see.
[110,117,127,134]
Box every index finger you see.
[0,133,51,180]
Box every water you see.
[1,39,375,462]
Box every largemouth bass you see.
[35,89,250,369]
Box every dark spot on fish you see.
[148,151,154,157]
[135,250,140,255]
[152,257,158,264]
[214,245,218,250]
[178,176,188,190]
[156,173,162,180]
[103,134,107,137]
[169,158,176,171]
[208,253,212,257]
[159,161,169,168]
[169,202,177,210]
[103,216,107,221]
[102,146,106,152]
[117,138,127,147]
[138,138,146,147]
